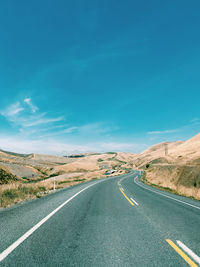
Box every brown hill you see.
[134,141,183,168]
[169,133,200,163]
[56,153,129,173]
[138,133,200,200]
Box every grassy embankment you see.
[0,165,120,208]
[140,164,200,200]
[0,167,100,208]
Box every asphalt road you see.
[0,171,200,266]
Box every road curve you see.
[0,171,200,266]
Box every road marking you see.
[130,197,139,206]
[119,188,134,206]
[134,178,200,211]
[176,240,200,265]
[121,188,124,192]
[166,239,198,267]
[0,181,103,263]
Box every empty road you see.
[0,171,200,266]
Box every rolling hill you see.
[1,133,200,207]
[136,133,200,200]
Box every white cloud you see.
[99,142,146,152]
[147,119,200,136]
[0,135,146,155]
[23,116,64,127]
[79,122,118,135]
[191,118,199,123]
[0,102,24,117]
[24,98,38,113]
[62,126,78,134]
[147,129,179,135]
[37,126,78,138]
[0,136,91,155]
[1,99,64,130]
[190,118,200,126]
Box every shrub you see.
[3,189,18,199]
[0,168,18,184]
[0,185,47,207]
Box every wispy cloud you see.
[24,98,38,113]
[0,136,91,155]
[147,118,200,136]
[99,142,146,152]
[23,116,64,127]
[0,98,64,132]
[79,122,118,135]
[36,122,117,139]
[38,126,78,138]
[0,102,24,117]
[190,118,200,126]
[0,135,145,155]
[0,97,147,155]
[147,129,179,135]
[0,99,119,146]
[191,118,199,123]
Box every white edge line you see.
[134,178,200,211]
[0,180,102,262]
[130,197,139,206]
[121,188,124,192]
[176,240,200,265]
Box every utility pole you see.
[164,143,168,156]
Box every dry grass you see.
[0,166,125,208]
[134,133,200,201]
[0,150,130,208]
[0,183,46,207]
[144,165,200,200]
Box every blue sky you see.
[0,0,200,154]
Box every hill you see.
[1,132,200,207]
[0,150,129,207]
[137,133,200,200]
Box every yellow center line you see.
[166,239,198,267]
[119,188,134,206]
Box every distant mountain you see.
[0,149,31,158]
